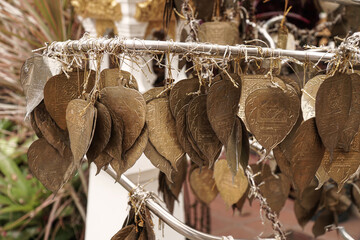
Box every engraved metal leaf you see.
[291,118,325,196]
[187,95,222,167]
[147,97,185,170]
[207,76,241,145]
[100,86,146,152]
[323,131,360,191]
[337,73,360,151]
[30,110,43,138]
[111,225,135,240]
[111,126,149,178]
[245,87,300,153]
[214,159,248,206]
[315,73,352,155]
[175,104,204,167]
[238,75,287,130]
[259,173,290,215]
[93,152,113,175]
[66,99,97,168]
[43,71,96,130]
[87,102,112,163]
[27,138,75,192]
[315,160,330,190]
[301,75,325,121]
[100,68,138,90]
[165,156,187,199]
[144,141,174,183]
[189,167,218,204]
[20,56,62,119]
[169,78,200,117]
[225,117,243,176]
[33,102,69,156]
[143,87,165,103]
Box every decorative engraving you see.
[301,75,325,121]
[71,0,122,20]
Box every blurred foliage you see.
[0,0,87,239]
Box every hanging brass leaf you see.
[232,186,249,214]
[238,75,287,130]
[111,126,149,179]
[100,68,138,90]
[175,104,204,167]
[20,56,62,119]
[250,163,272,186]
[337,73,360,151]
[87,102,112,163]
[323,131,360,191]
[315,160,330,190]
[30,110,43,138]
[301,75,325,121]
[273,114,303,178]
[245,86,300,153]
[214,159,248,206]
[239,119,250,171]
[33,102,69,156]
[144,141,174,183]
[43,70,96,130]
[189,167,218,204]
[143,87,165,103]
[312,209,334,237]
[259,174,291,215]
[100,86,146,152]
[93,152,113,175]
[187,95,222,167]
[225,117,243,176]
[207,76,241,145]
[291,118,325,196]
[27,138,75,192]
[111,225,136,240]
[165,156,187,199]
[147,97,185,170]
[315,73,352,155]
[169,78,200,117]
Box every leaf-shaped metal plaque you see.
[43,70,96,130]
[111,225,135,240]
[238,75,287,130]
[100,68,138,90]
[189,167,218,204]
[93,152,113,175]
[66,99,97,168]
[169,78,200,117]
[27,138,75,192]
[187,95,222,167]
[291,118,325,196]
[30,110,43,138]
[143,87,165,103]
[20,56,62,119]
[323,131,360,191]
[312,209,334,237]
[144,141,174,183]
[259,173,290,215]
[33,102,69,156]
[166,156,187,199]
[147,97,185,170]
[301,75,325,121]
[87,102,112,163]
[337,73,360,151]
[315,73,352,155]
[100,86,146,152]
[207,76,241,145]
[175,104,204,167]
[225,117,243,176]
[214,159,248,206]
[315,160,330,190]
[245,87,300,153]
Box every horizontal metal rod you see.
[45,37,360,63]
[323,0,360,5]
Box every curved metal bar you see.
[44,36,360,63]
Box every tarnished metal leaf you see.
[100,68,138,90]
[301,75,326,121]
[312,209,334,237]
[33,102,69,156]
[66,99,97,168]
[175,104,204,167]
[111,225,135,240]
[187,95,222,167]
[143,87,165,103]
[169,78,200,117]
[337,73,360,151]
[225,117,243,176]
[315,73,352,155]
[214,159,248,206]
[27,138,75,192]
[165,156,187,199]
[87,102,112,163]
[245,86,300,153]
[93,152,113,175]
[43,70,96,130]
[100,86,146,152]
[30,110,43,138]
[189,167,218,204]
[315,160,330,190]
[20,56,62,119]
[147,97,185,170]
[291,118,325,196]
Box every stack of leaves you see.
[111,201,155,240]
[23,57,147,192]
